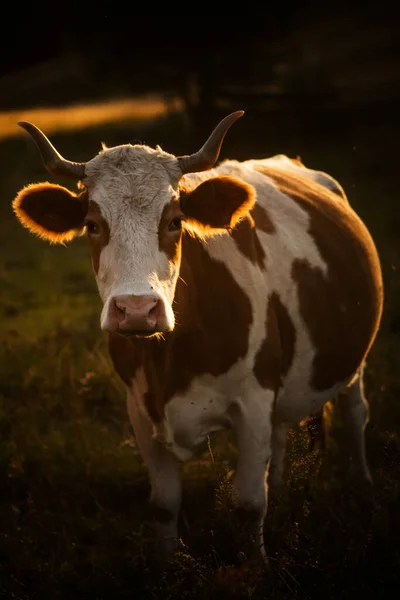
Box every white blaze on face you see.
[82,143,182,332]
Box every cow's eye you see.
[85,220,99,235]
[168,217,182,232]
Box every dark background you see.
[1,6,399,114]
[1,6,400,600]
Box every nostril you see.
[147,298,160,325]
[114,300,127,323]
[148,297,158,314]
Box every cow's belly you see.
[155,370,355,462]
[129,360,357,463]
[275,373,354,423]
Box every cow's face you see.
[13,113,255,337]
[81,144,185,335]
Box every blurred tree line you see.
[0,6,399,115]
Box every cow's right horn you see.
[18,121,86,180]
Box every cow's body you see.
[110,153,381,448]
[13,113,383,562]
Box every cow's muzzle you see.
[104,294,168,336]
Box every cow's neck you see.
[108,231,253,423]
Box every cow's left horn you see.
[178,110,244,175]
[18,121,86,180]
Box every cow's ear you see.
[13,182,88,243]
[179,176,255,235]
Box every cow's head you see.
[13,111,255,337]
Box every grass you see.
[0,102,399,599]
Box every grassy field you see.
[0,103,399,599]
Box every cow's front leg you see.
[230,389,274,562]
[127,390,182,560]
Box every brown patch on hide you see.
[253,292,296,391]
[230,216,266,269]
[251,202,276,234]
[108,333,143,387]
[231,202,276,268]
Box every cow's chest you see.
[161,361,257,461]
[160,379,232,461]
[130,360,255,461]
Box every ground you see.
[0,103,399,599]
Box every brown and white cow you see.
[13,112,383,561]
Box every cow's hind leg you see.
[343,365,372,485]
[267,410,325,505]
[267,422,288,505]
[127,391,182,560]
[230,389,275,562]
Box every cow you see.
[13,111,383,562]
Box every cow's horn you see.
[18,121,86,180]
[178,110,244,175]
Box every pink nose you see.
[108,294,163,334]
